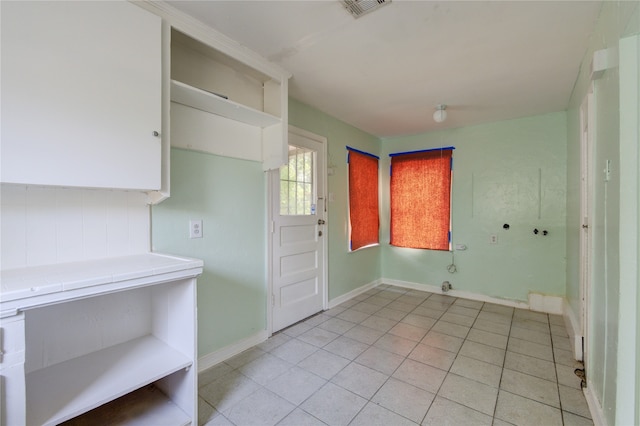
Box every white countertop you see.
[1,253,203,315]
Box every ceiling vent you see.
[341,0,391,18]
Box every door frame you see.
[266,125,328,335]
[578,82,594,363]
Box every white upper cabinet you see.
[1,1,162,190]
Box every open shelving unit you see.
[27,335,191,425]
[169,27,290,170]
[0,253,203,426]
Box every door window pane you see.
[280,145,316,215]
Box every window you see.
[280,145,316,215]
[390,147,453,250]
[347,147,379,250]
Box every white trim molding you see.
[198,330,269,373]
[563,298,584,361]
[528,293,564,315]
[381,278,531,310]
[199,280,570,373]
[583,385,608,426]
[327,279,382,309]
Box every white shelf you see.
[171,79,280,128]
[61,384,190,426]
[26,335,192,426]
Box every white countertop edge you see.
[0,253,204,308]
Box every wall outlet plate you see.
[189,219,203,239]
[489,234,498,244]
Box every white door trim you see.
[266,125,328,335]
[578,83,594,363]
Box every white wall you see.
[1,184,150,270]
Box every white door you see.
[270,128,327,332]
[578,85,594,363]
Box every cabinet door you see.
[1,1,162,190]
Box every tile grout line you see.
[548,311,567,426]
[490,303,515,426]
[413,292,450,425]
[417,297,484,425]
[346,289,438,426]
[199,288,590,426]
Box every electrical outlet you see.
[189,219,203,239]
[489,234,498,244]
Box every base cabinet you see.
[0,254,202,426]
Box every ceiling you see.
[166,0,602,138]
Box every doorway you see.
[269,127,328,333]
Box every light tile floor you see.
[198,285,593,426]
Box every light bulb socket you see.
[433,104,447,123]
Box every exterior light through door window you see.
[280,145,316,215]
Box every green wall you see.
[289,98,382,301]
[152,101,382,356]
[565,1,639,424]
[152,148,267,357]
[380,113,567,302]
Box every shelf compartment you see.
[60,384,190,426]
[171,80,280,128]
[26,335,192,426]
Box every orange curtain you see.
[390,149,452,250]
[349,149,379,250]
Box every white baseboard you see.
[327,278,382,309]
[198,330,269,373]
[198,281,569,373]
[528,293,564,315]
[381,278,530,310]
[199,279,381,372]
[563,299,584,361]
[583,384,608,426]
